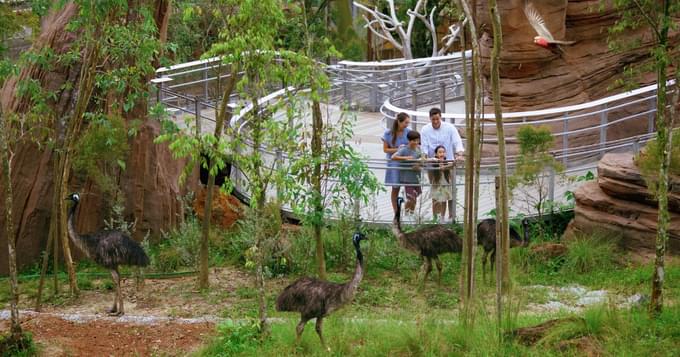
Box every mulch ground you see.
[1,314,214,356]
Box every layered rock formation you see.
[566,153,680,253]
[0,2,188,275]
[475,0,678,111]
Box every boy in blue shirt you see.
[392,131,424,218]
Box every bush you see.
[146,217,201,272]
[0,332,36,357]
[199,320,261,356]
[562,233,619,274]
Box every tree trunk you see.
[311,100,326,279]
[489,0,511,291]
[458,0,482,320]
[650,1,671,316]
[1,111,22,340]
[199,68,237,290]
[460,19,476,313]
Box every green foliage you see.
[636,129,680,192]
[200,319,261,356]
[510,125,565,221]
[165,0,227,63]
[145,217,202,272]
[562,233,619,274]
[285,108,382,227]
[72,114,129,194]
[0,332,36,357]
[511,125,563,190]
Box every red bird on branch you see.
[523,1,575,49]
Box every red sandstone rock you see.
[566,169,680,253]
[193,187,243,229]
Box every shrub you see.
[562,233,619,274]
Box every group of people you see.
[382,108,465,223]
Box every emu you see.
[392,197,462,284]
[477,218,529,279]
[65,193,149,316]
[275,232,367,349]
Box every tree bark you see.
[489,0,511,291]
[458,0,483,321]
[311,100,327,279]
[650,0,671,315]
[1,111,22,340]
[199,68,237,289]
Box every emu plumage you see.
[275,232,366,348]
[391,197,462,284]
[65,193,148,316]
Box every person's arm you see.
[382,140,399,154]
[420,128,431,158]
[450,125,465,161]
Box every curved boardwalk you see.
[152,53,666,224]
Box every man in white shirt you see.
[420,107,465,222]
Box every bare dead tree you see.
[354,0,464,59]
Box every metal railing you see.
[151,52,671,223]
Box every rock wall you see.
[0,2,192,275]
[475,0,678,111]
[566,153,680,253]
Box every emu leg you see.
[295,318,309,345]
[481,250,489,283]
[490,250,496,274]
[315,317,327,349]
[117,267,125,316]
[107,268,120,315]
[434,257,443,285]
[421,258,433,283]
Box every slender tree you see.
[0,109,21,342]
[609,0,679,315]
[488,0,510,290]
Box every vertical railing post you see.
[600,103,607,154]
[633,137,640,154]
[411,89,418,130]
[371,81,378,111]
[562,112,569,167]
[203,61,209,101]
[648,97,655,133]
[275,150,283,200]
[194,97,202,137]
[440,82,446,113]
[452,164,457,223]
[342,64,351,107]
[548,166,555,204]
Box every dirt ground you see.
[1,314,214,356]
[1,267,289,356]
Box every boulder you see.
[566,154,680,253]
[193,186,243,230]
[530,243,569,261]
[598,153,680,212]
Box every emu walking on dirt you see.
[275,232,367,348]
[477,218,529,279]
[65,193,149,316]
[392,197,462,284]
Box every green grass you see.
[197,304,680,356]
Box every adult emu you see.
[275,232,367,348]
[65,193,149,316]
[477,218,529,279]
[392,197,462,284]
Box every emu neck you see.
[343,245,365,301]
[66,202,92,259]
[392,203,405,240]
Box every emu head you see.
[521,218,531,245]
[65,192,80,203]
[352,232,367,248]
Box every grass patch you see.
[0,332,37,357]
